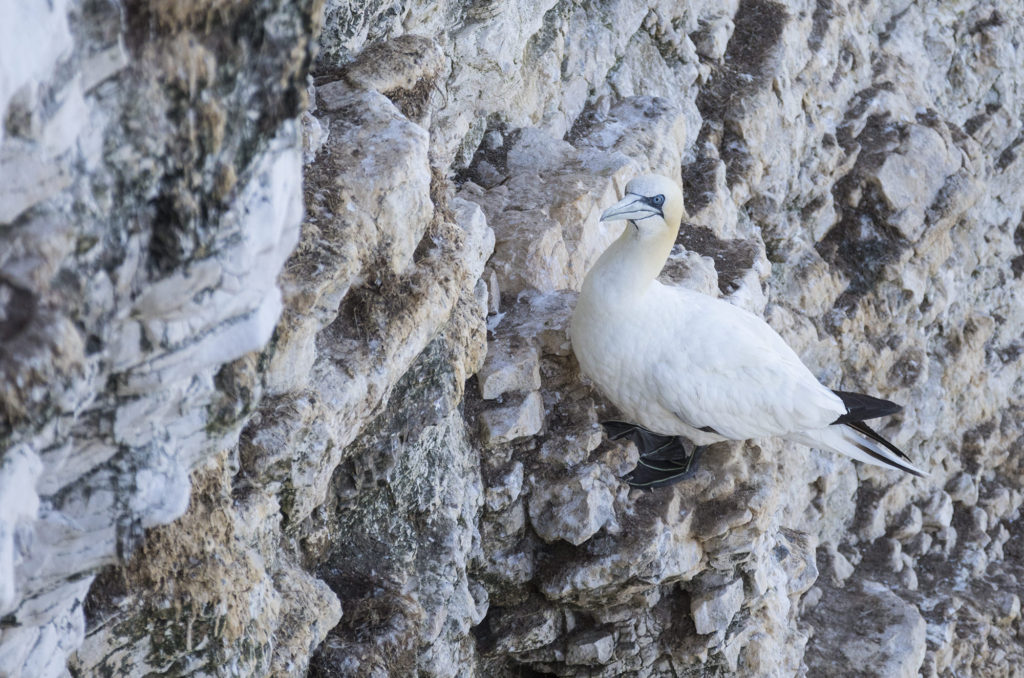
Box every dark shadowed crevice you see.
[695,0,789,188]
[722,0,788,78]
[1012,218,1024,278]
[675,224,759,295]
[680,156,721,216]
[995,129,1024,170]
[455,122,517,188]
[695,0,789,116]
[0,274,37,342]
[808,0,835,51]
[816,108,909,312]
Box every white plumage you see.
[570,174,925,484]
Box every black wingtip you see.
[831,390,902,425]
[849,436,926,477]
[845,420,913,461]
[844,420,926,477]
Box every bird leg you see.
[601,421,706,489]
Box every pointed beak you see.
[600,194,660,222]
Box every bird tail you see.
[787,423,927,477]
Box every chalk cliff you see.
[1,0,1021,676]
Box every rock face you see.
[1,0,1022,676]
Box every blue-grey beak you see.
[600,194,661,222]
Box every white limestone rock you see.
[528,463,618,546]
[921,491,955,530]
[565,627,616,665]
[122,133,303,395]
[479,391,544,446]
[0,0,72,146]
[573,95,688,185]
[0,446,42,616]
[478,341,541,400]
[0,577,92,678]
[486,461,524,513]
[341,34,444,95]
[0,3,316,674]
[872,124,960,240]
[315,88,432,278]
[490,605,561,654]
[994,593,1021,628]
[692,15,735,61]
[537,495,703,607]
[890,505,924,542]
[0,72,88,222]
[691,579,744,636]
[805,580,927,678]
[946,472,979,507]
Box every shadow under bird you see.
[570,174,926,489]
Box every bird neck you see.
[582,223,676,302]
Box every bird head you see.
[600,174,684,238]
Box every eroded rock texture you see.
[1,0,1022,676]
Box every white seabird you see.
[570,174,926,488]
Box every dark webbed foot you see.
[602,421,706,489]
[627,445,706,489]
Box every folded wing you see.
[649,287,846,439]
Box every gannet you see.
[571,174,926,488]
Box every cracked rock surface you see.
[0,0,1022,676]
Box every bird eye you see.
[651,194,665,207]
